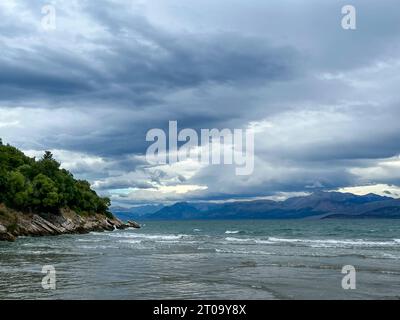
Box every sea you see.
[1,219,400,299]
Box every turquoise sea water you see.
[1,219,400,299]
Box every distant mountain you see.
[130,192,400,220]
[112,204,164,221]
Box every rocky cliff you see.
[0,204,138,242]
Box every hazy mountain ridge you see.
[112,192,400,220]
[111,204,165,221]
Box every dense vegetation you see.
[0,139,112,217]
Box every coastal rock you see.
[127,220,141,228]
[0,206,133,241]
[0,223,16,241]
[0,232,16,241]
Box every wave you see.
[380,253,400,260]
[267,237,400,247]
[224,237,274,244]
[224,235,400,248]
[90,232,111,236]
[76,239,103,243]
[216,248,272,255]
[118,239,142,244]
[78,245,119,250]
[93,230,400,249]
[255,239,275,244]
[225,237,253,242]
[214,247,400,261]
[104,232,191,242]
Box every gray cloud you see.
[1,0,400,204]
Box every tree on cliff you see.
[0,140,112,217]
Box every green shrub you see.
[0,141,111,216]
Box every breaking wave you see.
[224,236,400,248]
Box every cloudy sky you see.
[1,0,400,206]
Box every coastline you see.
[0,204,134,242]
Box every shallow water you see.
[1,219,400,299]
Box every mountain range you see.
[112,191,400,221]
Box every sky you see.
[1,0,400,206]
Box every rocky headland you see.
[0,204,140,242]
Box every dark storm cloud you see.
[0,62,93,95]
[0,7,300,105]
[1,0,400,203]
[0,0,303,159]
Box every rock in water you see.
[127,220,141,228]
[0,223,16,241]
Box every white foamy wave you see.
[22,250,46,255]
[225,230,240,234]
[216,248,273,255]
[118,239,142,244]
[225,237,253,242]
[89,232,108,236]
[254,239,274,244]
[76,239,103,243]
[156,240,184,244]
[380,253,400,260]
[267,237,400,247]
[79,245,119,250]
[224,236,400,248]
[105,232,190,241]
[224,237,274,244]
